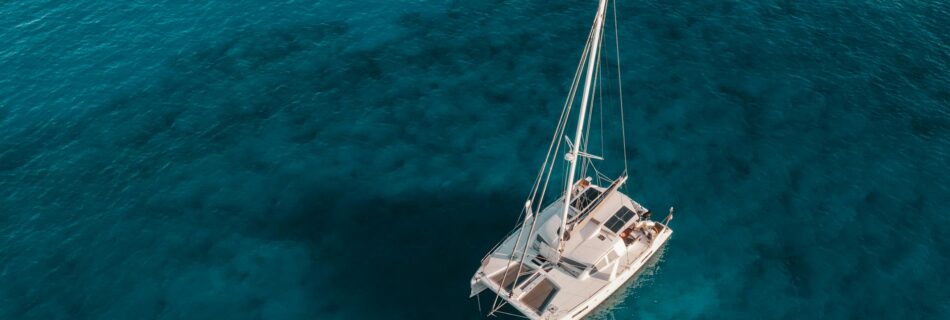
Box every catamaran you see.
[469,1,673,319]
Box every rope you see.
[582,12,611,186]
[580,76,594,180]
[580,20,606,182]
[476,292,483,314]
[493,309,532,319]
[588,161,614,184]
[595,25,607,185]
[599,46,606,177]
[489,15,597,313]
[580,44,595,180]
[612,0,630,180]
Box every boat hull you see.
[564,227,672,320]
[472,227,673,320]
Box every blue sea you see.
[1,0,948,319]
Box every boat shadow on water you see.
[273,185,526,319]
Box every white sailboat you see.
[470,1,673,319]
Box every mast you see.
[559,0,608,253]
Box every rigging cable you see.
[488,16,597,313]
[579,20,605,182]
[612,0,630,182]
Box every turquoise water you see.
[1,0,949,319]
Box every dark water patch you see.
[910,113,950,141]
[0,146,36,172]
[267,187,522,319]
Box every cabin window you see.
[560,257,587,277]
[604,207,636,233]
[536,235,548,245]
[533,234,549,251]
[562,257,587,270]
[607,250,619,262]
[571,187,602,210]
[594,257,608,274]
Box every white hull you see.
[471,179,673,319]
[473,226,671,320]
[561,228,671,320]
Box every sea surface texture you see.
[1,0,949,319]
